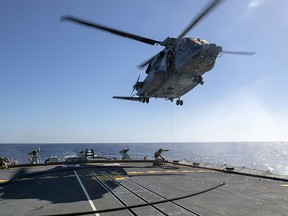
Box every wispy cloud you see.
[247,0,265,10]
[176,84,288,142]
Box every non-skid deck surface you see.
[0,162,287,216]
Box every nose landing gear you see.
[192,75,204,85]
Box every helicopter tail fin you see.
[113,96,150,104]
[113,96,141,102]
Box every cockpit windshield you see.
[185,38,209,45]
[178,37,210,52]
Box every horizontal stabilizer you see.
[113,96,141,102]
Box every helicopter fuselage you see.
[134,37,222,105]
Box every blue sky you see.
[1,0,288,143]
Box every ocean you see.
[1,142,288,175]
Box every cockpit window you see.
[200,39,209,44]
[178,38,210,52]
[186,38,209,45]
[179,40,188,51]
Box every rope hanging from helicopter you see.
[169,102,175,156]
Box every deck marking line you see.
[147,170,161,173]
[63,174,76,178]
[17,177,35,181]
[280,184,288,187]
[103,163,120,166]
[74,170,100,216]
[164,170,178,173]
[62,164,80,168]
[128,171,144,174]
[180,170,194,173]
[197,170,216,172]
[114,177,127,181]
[39,176,59,179]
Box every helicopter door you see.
[167,50,175,77]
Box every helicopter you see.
[61,0,255,106]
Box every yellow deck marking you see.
[280,184,288,187]
[126,169,216,176]
[147,170,161,173]
[115,177,128,181]
[146,169,215,174]
[163,170,178,173]
[180,170,194,173]
[128,171,144,174]
[196,169,215,172]
[0,179,8,183]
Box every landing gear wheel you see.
[176,99,183,106]
[198,76,204,85]
[192,75,204,85]
[141,97,149,103]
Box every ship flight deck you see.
[0,161,288,216]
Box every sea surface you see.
[1,142,288,175]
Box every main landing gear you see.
[176,99,183,106]
[140,97,149,103]
[192,75,204,85]
[170,98,183,106]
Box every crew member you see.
[0,157,10,170]
[154,148,168,167]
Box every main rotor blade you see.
[222,51,256,55]
[138,55,157,69]
[61,15,161,46]
[177,0,224,40]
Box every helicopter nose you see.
[199,44,222,66]
[203,43,222,56]
[216,44,222,54]
[205,56,213,65]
